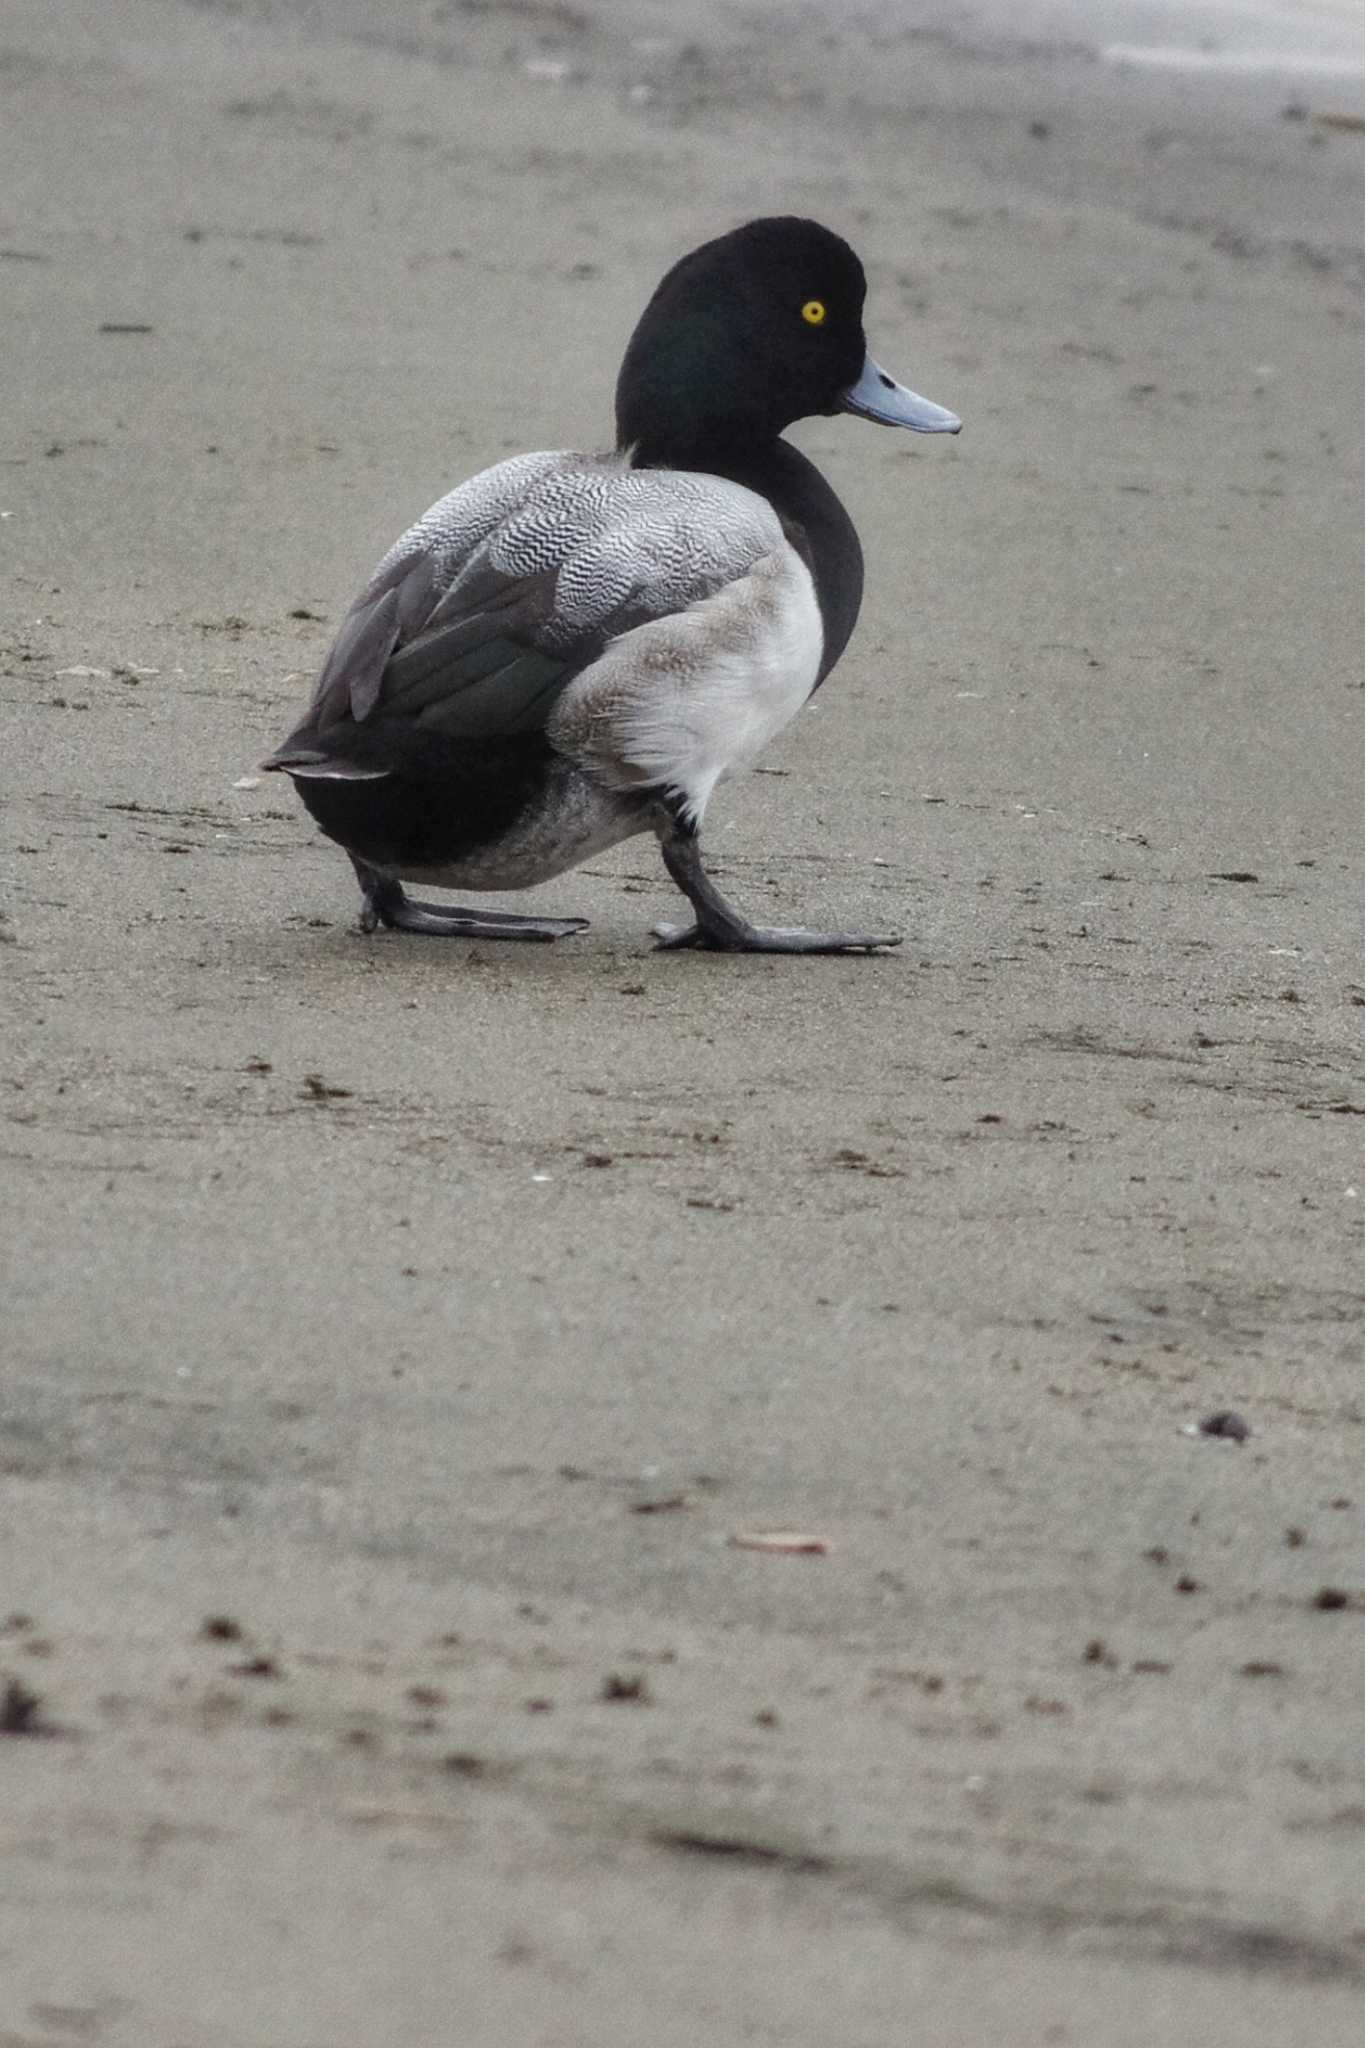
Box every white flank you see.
[551,546,823,826]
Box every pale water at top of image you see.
[940,0,1365,97]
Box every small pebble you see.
[600,1672,651,1704]
[1195,1410,1250,1442]
[0,1676,46,1735]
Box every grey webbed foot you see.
[651,918,900,954]
[352,861,588,942]
[651,806,901,955]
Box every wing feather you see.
[265,450,786,776]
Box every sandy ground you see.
[3,1,1364,2041]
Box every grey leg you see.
[650,810,901,955]
[351,859,588,941]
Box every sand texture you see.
[2,2,1364,2041]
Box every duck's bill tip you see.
[840,353,961,434]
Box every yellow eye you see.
[801,299,827,327]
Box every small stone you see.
[600,1672,652,1704]
[0,1677,54,1736]
[1197,1409,1249,1442]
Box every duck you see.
[263,216,960,952]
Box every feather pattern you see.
[271,450,800,774]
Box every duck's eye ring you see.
[801,299,827,327]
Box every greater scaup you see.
[264,216,959,951]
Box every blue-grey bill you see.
[840,352,961,433]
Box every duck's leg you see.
[649,806,900,955]
[351,859,589,941]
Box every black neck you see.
[630,435,864,688]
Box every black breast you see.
[720,439,865,689]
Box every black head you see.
[615,217,874,466]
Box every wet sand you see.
[2,2,1364,2041]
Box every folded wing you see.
[265,451,786,777]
